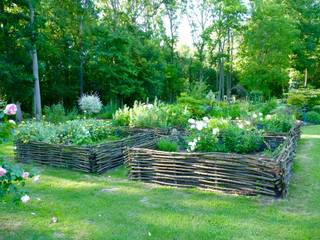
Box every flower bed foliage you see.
[113,100,191,128]
[16,119,126,146]
[162,112,296,154]
[186,117,264,154]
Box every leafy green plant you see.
[44,103,66,123]
[305,111,320,124]
[220,126,264,154]
[287,88,320,108]
[260,114,295,133]
[209,102,248,119]
[312,105,320,114]
[156,139,178,152]
[177,93,211,117]
[97,104,119,119]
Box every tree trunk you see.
[217,40,225,101]
[79,0,87,95]
[28,0,41,121]
[304,68,308,87]
[226,28,232,100]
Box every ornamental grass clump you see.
[78,94,103,114]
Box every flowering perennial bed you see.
[15,131,156,174]
[125,123,301,197]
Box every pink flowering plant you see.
[0,101,16,144]
[0,159,35,201]
[0,102,37,202]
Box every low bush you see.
[209,102,248,119]
[305,111,320,124]
[312,105,320,114]
[287,88,320,108]
[177,93,211,117]
[260,114,296,133]
[156,139,178,152]
[97,104,119,119]
[78,94,103,114]
[44,103,66,123]
[252,98,278,115]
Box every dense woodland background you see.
[0,0,320,113]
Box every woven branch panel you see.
[125,124,301,197]
[15,131,157,174]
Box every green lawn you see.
[1,126,320,240]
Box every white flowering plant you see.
[186,116,264,153]
[78,94,103,114]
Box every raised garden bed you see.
[125,123,301,197]
[15,131,156,174]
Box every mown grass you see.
[0,126,320,240]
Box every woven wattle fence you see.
[15,131,156,174]
[125,124,301,197]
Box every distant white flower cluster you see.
[188,117,209,131]
[78,94,102,114]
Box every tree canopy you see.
[0,0,319,112]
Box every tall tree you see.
[239,0,299,97]
[185,0,213,82]
[27,0,42,120]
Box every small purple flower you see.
[4,104,17,116]
[0,167,7,177]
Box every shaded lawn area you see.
[0,126,319,240]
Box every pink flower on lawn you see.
[22,172,30,179]
[4,104,17,115]
[0,167,7,177]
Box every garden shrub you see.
[287,88,320,108]
[177,93,211,117]
[209,102,248,119]
[220,125,264,153]
[156,139,178,152]
[78,94,103,114]
[312,105,320,114]
[44,103,66,123]
[260,113,295,133]
[305,111,320,124]
[256,98,278,115]
[97,104,119,119]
